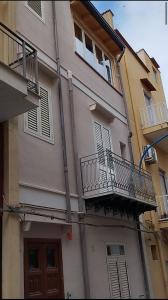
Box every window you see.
[152,67,157,83]
[27,1,43,18]
[85,34,93,53]
[74,22,114,85]
[74,23,83,42]
[120,142,126,160]
[25,85,54,143]
[159,169,168,195]
[107,244,125,256]
[144,92,156,125]
[104,54,112,83]
[151,245,159,260]
[95,45,103,65]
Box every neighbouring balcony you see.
[140,103,168,153]
[80,150,156,216]
[0,22,40,122]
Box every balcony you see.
[157,195,168,229]
[140,103,168,153]
[80,150,156,216]
[0,22,40,122]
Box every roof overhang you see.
[141,78,156,91]
[151,57,160,69]
[70,0,124,55]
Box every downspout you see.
[52,1,71,222]
[116,51,152,299]
[116,49,134,163]
[67,70,90,299]
[52,2,90,297]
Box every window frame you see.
[25,1,45,23]
[74,21,114,85]
[24,83,54,144]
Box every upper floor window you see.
[74,22,113,85]
[27,1,43,19]
[152,67,157,83]
[24,85,54,143]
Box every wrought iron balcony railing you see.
[80,150,156,206]
[0,22,38,94]
[140,102,168,129]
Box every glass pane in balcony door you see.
[95,45,105,77]
[144,94,156,126]
[84,34,95,68]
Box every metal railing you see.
[157,195,168,219]
[80,150,156,205]
[0,22,38,94]
[140,102,168,129]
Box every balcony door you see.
[94,122,115,193]
[144,93,156,126]
[159,170,168,214]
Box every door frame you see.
[24,238,65,299]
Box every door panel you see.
[106,244,131,299]
[24,239,64,299]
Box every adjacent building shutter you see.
[27,1,42,17]
[40,87,51,138]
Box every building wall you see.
[1,1,154,299]
[85,216,146,299]
[119,44,168,299]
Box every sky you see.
[92,1,168,102]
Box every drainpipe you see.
[67,70,90,299]
[116,51,134,164]
[52,1,71,222]
[52,2,90,297]
[116,52,152,298]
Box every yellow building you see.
[117,30,168,298]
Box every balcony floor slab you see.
[0,61,39,122]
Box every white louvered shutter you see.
[94,122,105,165]
[40,87,51,139]
[107,258,130,299]
[27,108,38,133]
[107,259,121,299]
[118,260,130,299]
[27,1,42,17]
[102,127,111,151]
[107,245,131,299]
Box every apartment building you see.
[0,1,158,299]
[116,28,168,298]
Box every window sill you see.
[24,128,54,145]
[75,51,123,97]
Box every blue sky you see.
[92,1,168,101]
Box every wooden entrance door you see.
[24,239,64,299]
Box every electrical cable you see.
[0,206,157,234]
